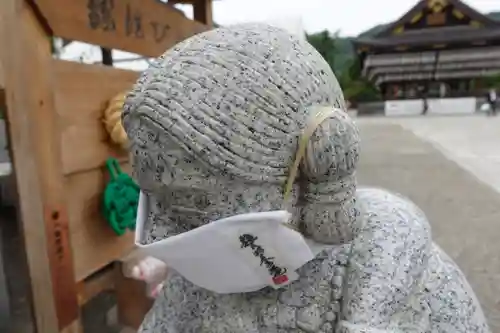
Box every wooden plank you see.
[115,262,154,330]
[169,0,199,3]
[33,0,210,57]
[76,264,115,305]
[193,0,213,27]
[67,165,135,282]
[52,60,137,176]
[0,0,80,332]
[0,4,4,90]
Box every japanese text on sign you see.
[87,0,171,43]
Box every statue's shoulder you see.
[356,187,425,217]
[355,187,431,239]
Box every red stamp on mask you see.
[272,274,289,285]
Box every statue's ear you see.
[284,105,342,201]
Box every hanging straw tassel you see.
[103,91,129,150]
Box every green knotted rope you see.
[102,158,140,236]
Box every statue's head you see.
[123,24,360,246]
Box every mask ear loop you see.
[282,106,342,232]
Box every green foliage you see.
[480,74,500,89]
[306,31,381,104]
[342,57,381,103]
[306,30,339,69]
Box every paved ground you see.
[356,115,500,332]
[0,207,35,333]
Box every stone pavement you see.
[356,116,500,332]
[396,116,500,196]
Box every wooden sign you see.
[33,0,211,57]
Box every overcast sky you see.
[211,0,499,36]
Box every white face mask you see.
[135,192,330,293]
[134,106,341,293]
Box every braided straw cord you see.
[103,92,129,150]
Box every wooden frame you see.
[0,0,213,332]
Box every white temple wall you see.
[384,97,478,117]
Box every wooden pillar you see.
[380,83,387,100]
[390,84,399,99]
[468,78,475,96]
[193,0,213,26]
[0,0,81,332]
[401,82,408,99]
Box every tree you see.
[306,30,339,74]
[481,74,500,89]
[342,56,381,104]
[306,31,381,105]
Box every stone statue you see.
[123,24,490,332]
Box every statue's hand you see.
[123,256,169,298]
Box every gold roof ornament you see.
[470,20,482,28]
[452,9,464,19]
[428,0,448,13]
[393,26,405,34]
[411,12,423,23]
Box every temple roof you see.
[356,26,500,47]
[355,0,500,49]
[360,44,500,84]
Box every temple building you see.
[355,0,500,100]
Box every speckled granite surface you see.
[123,24,490,332]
